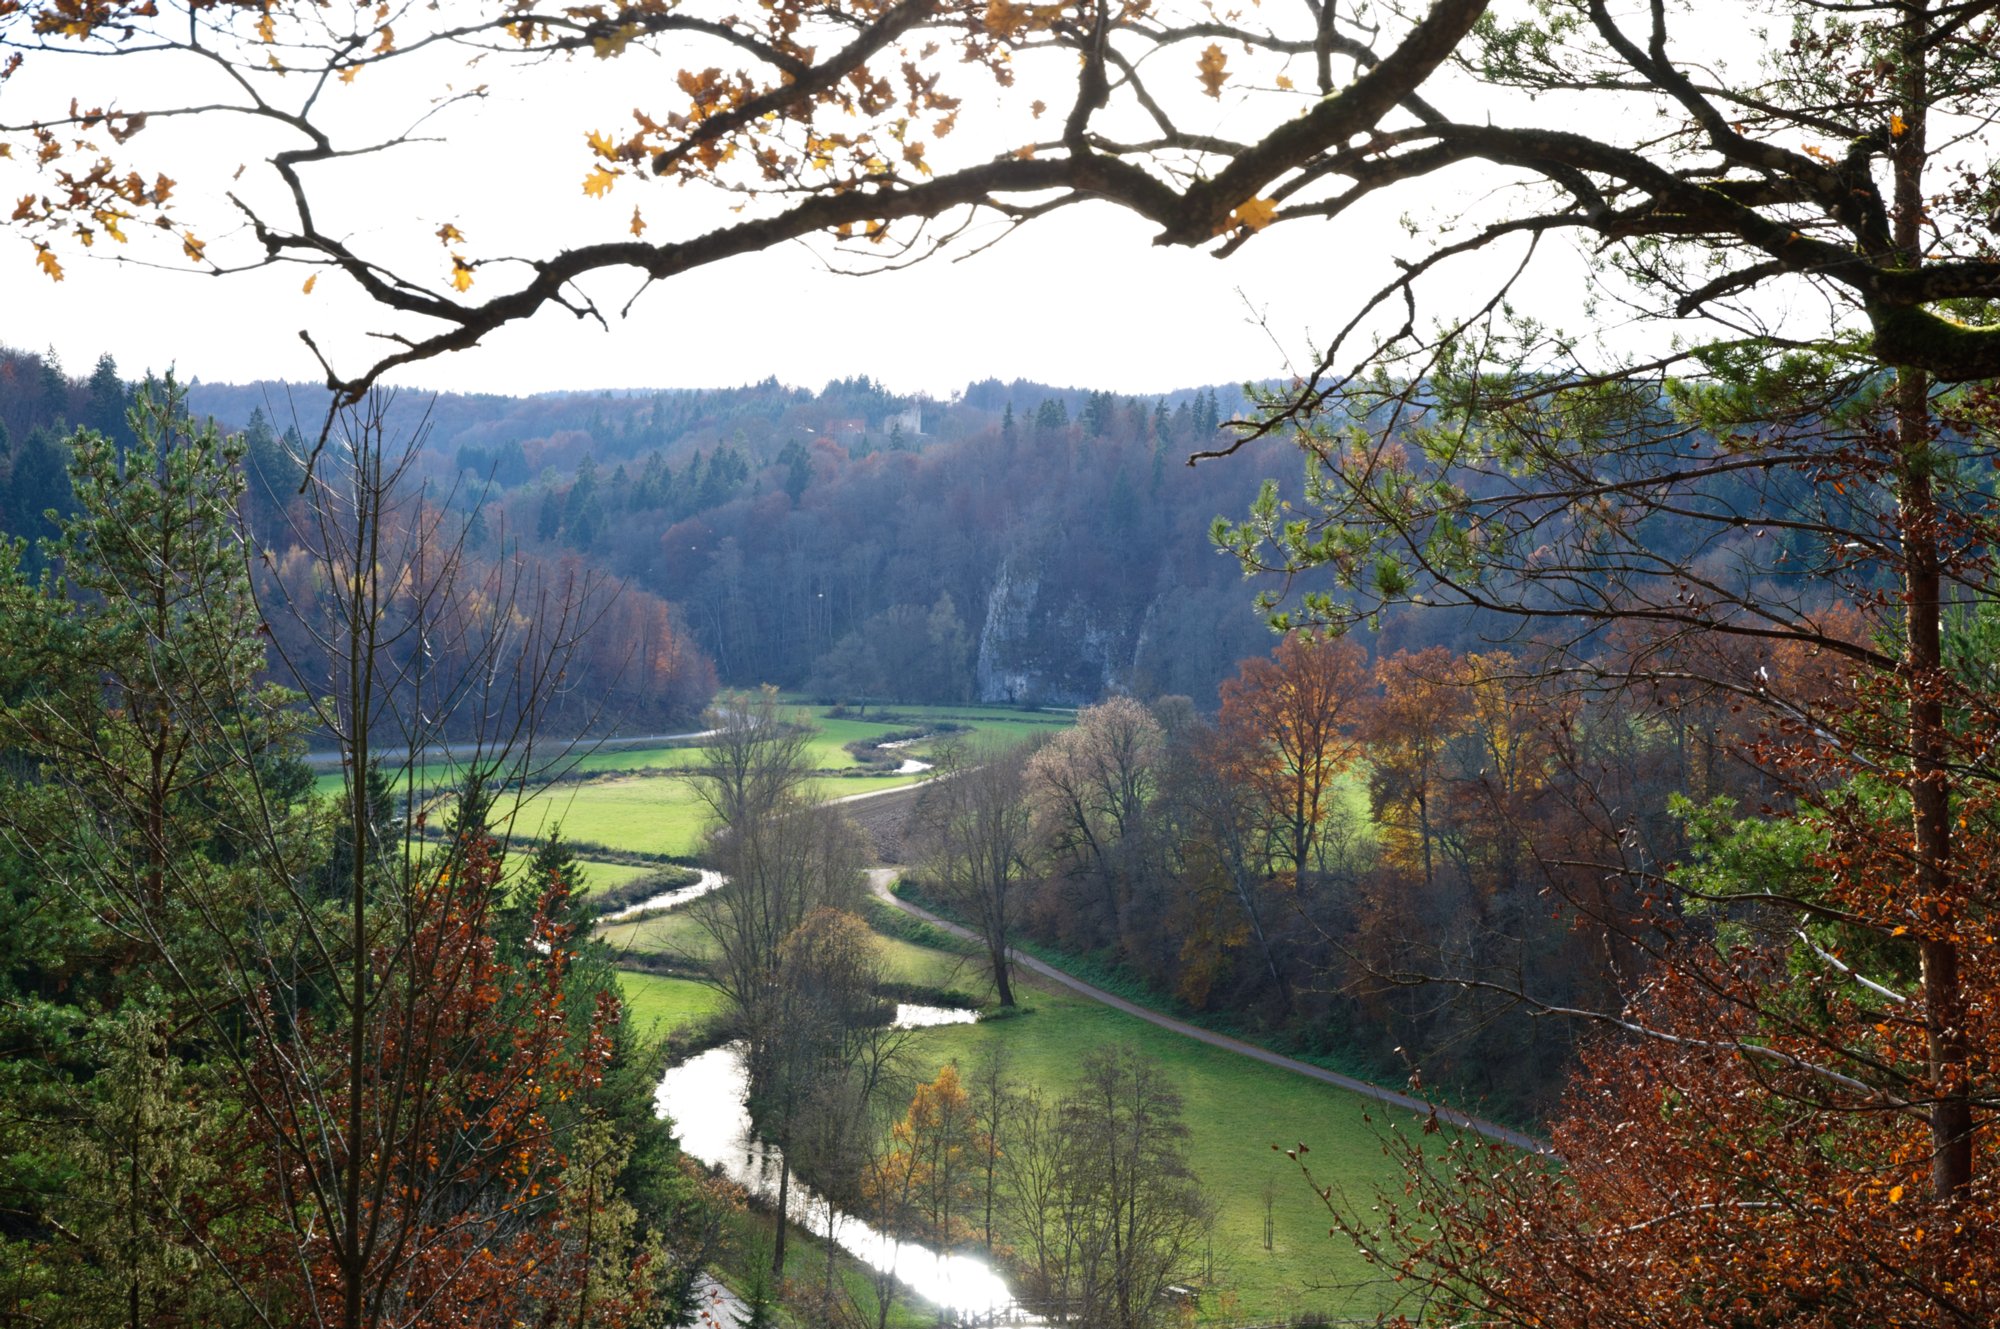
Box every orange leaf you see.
[302,272,317,294]
[1197,43,1228,99]
[1232,197,1278,231]
[629,205,646,236]
[34,245,63,282]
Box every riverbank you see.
[617,904,1447,1324]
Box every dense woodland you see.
[0,380,730,1329]
[184,368,1341,703]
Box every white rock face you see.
[974,551,1182,705]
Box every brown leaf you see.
[1197,43,1228,99]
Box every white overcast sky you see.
[0,5,1763,399]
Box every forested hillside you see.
[0,347,717,735]
[186,368,1334,702]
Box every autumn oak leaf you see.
[302,272,318,294]
[1232,197,1278,231]
[590,23,639,59]
[436,222,465,246]
[629,206,646,236]
[587,129,619,160]
[34,245,62,281]
[450,257,474,292]
[1197,43,1228,99]
[582,166,617,198]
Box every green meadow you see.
[328,704,1072,859]
[611,899,1413,1324]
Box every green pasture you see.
[598,908,715,964]
[616,971,726,1036]
[601,899,971,997]
[895,970,1406,1322]
[622,904,1423,1324]
[493,775,715,857]
[569,858,661,895]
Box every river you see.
[600,868,728,921]
[655,1009,1037,1326]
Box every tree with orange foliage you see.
[1215,634,1368,879]
[233,831,648,1329]
[866,1063,984,1252]
[1359,647,1467,891]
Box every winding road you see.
[866,868,1550,1156]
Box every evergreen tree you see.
[536,486,562,541]
[776,438,812,505]
[82,354,129,450]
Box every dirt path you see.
[867,869,1549,1155]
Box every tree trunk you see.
[990,944,1016,1007]
[772,1155,790,1276]
[1892,3,1972,1206]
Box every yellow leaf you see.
[1890,112,1906,138]
[256,12,275,42]
[266,52,286,74]
[582,166,617,198]
[629,205,646,236]
[591,23,639,59]
[436,222,465,245]
[1275,72,1293,90]
[1889,1185,1904,1203]
[587,128,619,159]
[36,246,64,281]
[1233,196,1278,231]
[1197,43,1228,99]
[302,272,317,294]
[451,256,474,292]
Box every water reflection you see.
[657,1021,1036,1326]
[894,1002,978,1028]
[601,868,727,921]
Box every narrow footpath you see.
[866,869,1550,1156]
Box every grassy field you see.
[621,907,1418,1323]
[599,907,715,964]
[307,703,1070,796]
[896,975,1403,1322]
[319,705,1074,862]
[616,971,726,1035]
[570,858,662,895]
